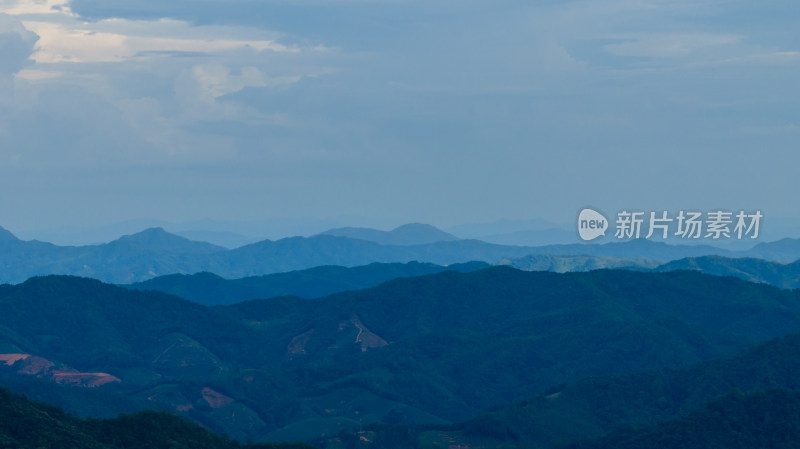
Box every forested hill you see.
[0,387,311,449]
[127,261,489,305]
[561,389,800,449]
[4,268,800,441]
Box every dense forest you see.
[562,389,800,449]
[4,268,800,443]
[0,387,312,449]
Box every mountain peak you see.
[745,237,800,262]
[388,223,458,244]
[392,222,448,233]
[138,226,171,235]
[117,227,180,242]
[0,225,21,244]
[109,227,225,253]
[320,223,457,245]
[752,237,800,247]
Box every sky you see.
[0,0,799,238]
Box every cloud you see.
[0,0,70,15]
[19,17,296,64]
[0,0,333,171]
[0,13,38,76]
[603,33,742,59]
[2,0,800,230]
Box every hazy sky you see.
[1,0,798,234]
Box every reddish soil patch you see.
[287,329,314,357]
[202,387,234,409]
[0,353,30,366]
[51,370,121,387]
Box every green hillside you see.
[128,261,489,305]
[450,331,800,448]
[4,268,800,441]
[561,389,800,449]
[0,386,311,449]
[503,254,659,272]
[656,255,800,289]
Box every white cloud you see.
[2,0,800,229]
[20,18,297,64]
[0,0,332,168]
[0,0,72,16]
[0,12,38,110]
[0,13,39,75]
[603,33,742,59]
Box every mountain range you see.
[128,261,489,305]
[502,253,660,272]
[126,254,800,308]
[4,268,800,442]
[655,255,800,289]
[2,223,799,284]
[318,223,458,245]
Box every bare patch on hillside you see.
[51,370,121,387]
[0,353,120,387]
[0,353,30,366]
[287,329,314,358]
[348,316,388,352]
[202,387,234,409]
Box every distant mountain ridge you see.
[503,254,660,272]
[654,255,800,289]
[0,226,19,244]
[0,226,230,283]
[126,254,800,308]
[174,229,259,248]
[476,228,578,246]
[128,261,490,305]
[0,224,798,284]
[508,253,800,290]
[102,227,225,254]
[319,223,458,245]
[744,237,800,262]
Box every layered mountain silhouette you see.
[655,255,800,289]
[3,224,799,284]
[502,254,660,272]
[744,237,800,262]
[4,268,800,442]
[128,261,489,305]
[129,253,800,308]
[506,254,800,290]
[474,227,578,246]
[318,223,458,245]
